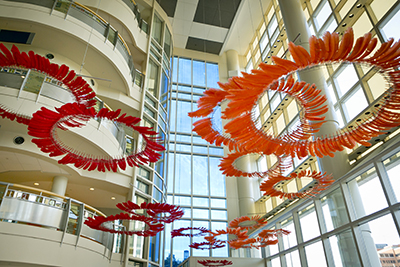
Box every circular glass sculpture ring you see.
[0,104,31,125]
[219,151,293,178]
[116,201,183,223]
[27,102,165,172]
[189,87,245,152]
[0,44,96,107]
[171,227,210,238]
[258,228,291,239]
[205,228,248,245]
[197,260,233,266]
[229,237,279,249]
[189,241,226,250]
[84,213,164,236]
[260,170,334,199]
[228,215,267,230]
[222,28,400,159]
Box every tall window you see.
[164,57,227,266]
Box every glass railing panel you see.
[108,28,117,45]
[55,0,72,13]
[134,71,144,88]
[116,39,131,64]
[41,82,74,103]
[0,69,26,89]
[141,20,148,34]
[22,70,45,94]
[67,201,81,235]
[69,4,107,36]
[0,184,6,205]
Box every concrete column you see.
[234,154,259,217]
[51,176,68,196]
[226,49,240,78]
[278,0,350,178]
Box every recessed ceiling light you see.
[111,196,116,200]
[89,188,94,191]
[34,182,39,186]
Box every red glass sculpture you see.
[116,201,183,223]
[84,213,164,236]
[171,227,210,238]
[28,102,165,172]
[197,259,233,266]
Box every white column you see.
[234,155,259,217]
[226,49,240,78]
[51,176,68,196]
[278,0,350,178]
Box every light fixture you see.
[111,196,116,200]
[89,187,94,191]
[34,182,39,186]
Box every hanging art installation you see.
[116,201,184,223]
[0,44,165,172]
[85,201,183,237]
[197,259,233,266]
[189,27,400,202]
[27,102,164,172]
[187,28,400,249]
[171,227,210,238]
[84,212,164,236]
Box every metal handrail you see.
[0,182,123,258]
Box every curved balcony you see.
[0,182,125,263]
[1,0,146,88]
[0,67,137,164]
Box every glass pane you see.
[172,220,191,263]
[147,59,160,98]
[193,208,209,219]
[305,241,327,267]
[270,257,281,267]
[321,188,349,232]
[206,63,219,89]
[334,64,358,97]
[193,60,205,87]
[314,1,331,31]
[211,222,228,256]
[193,220,210,256]
[384,154,400,202]
[361,214,400,266]
[164,27,172,57]
[285,250,301,267]
[347,167,388,219]
[211,199,226,208]
[380,7,400,41]
[211,210,227,220]
[193,155,209,196]
[178,58,191,84]
[299,204,320,242]
[367,73,386,100]
[176,101,192,133]
[175,154,191,194]
[281,217,297,249]
[193,197,209,207]
[329,230,361,267]
[342,86,368,121]
[209,157,226,197]
[174,195,191,206]
[152,14,162,44]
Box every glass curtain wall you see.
[238,0,400,266]
[242,0,400,219]
[163,56,227,267]
[129,12,172,267]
